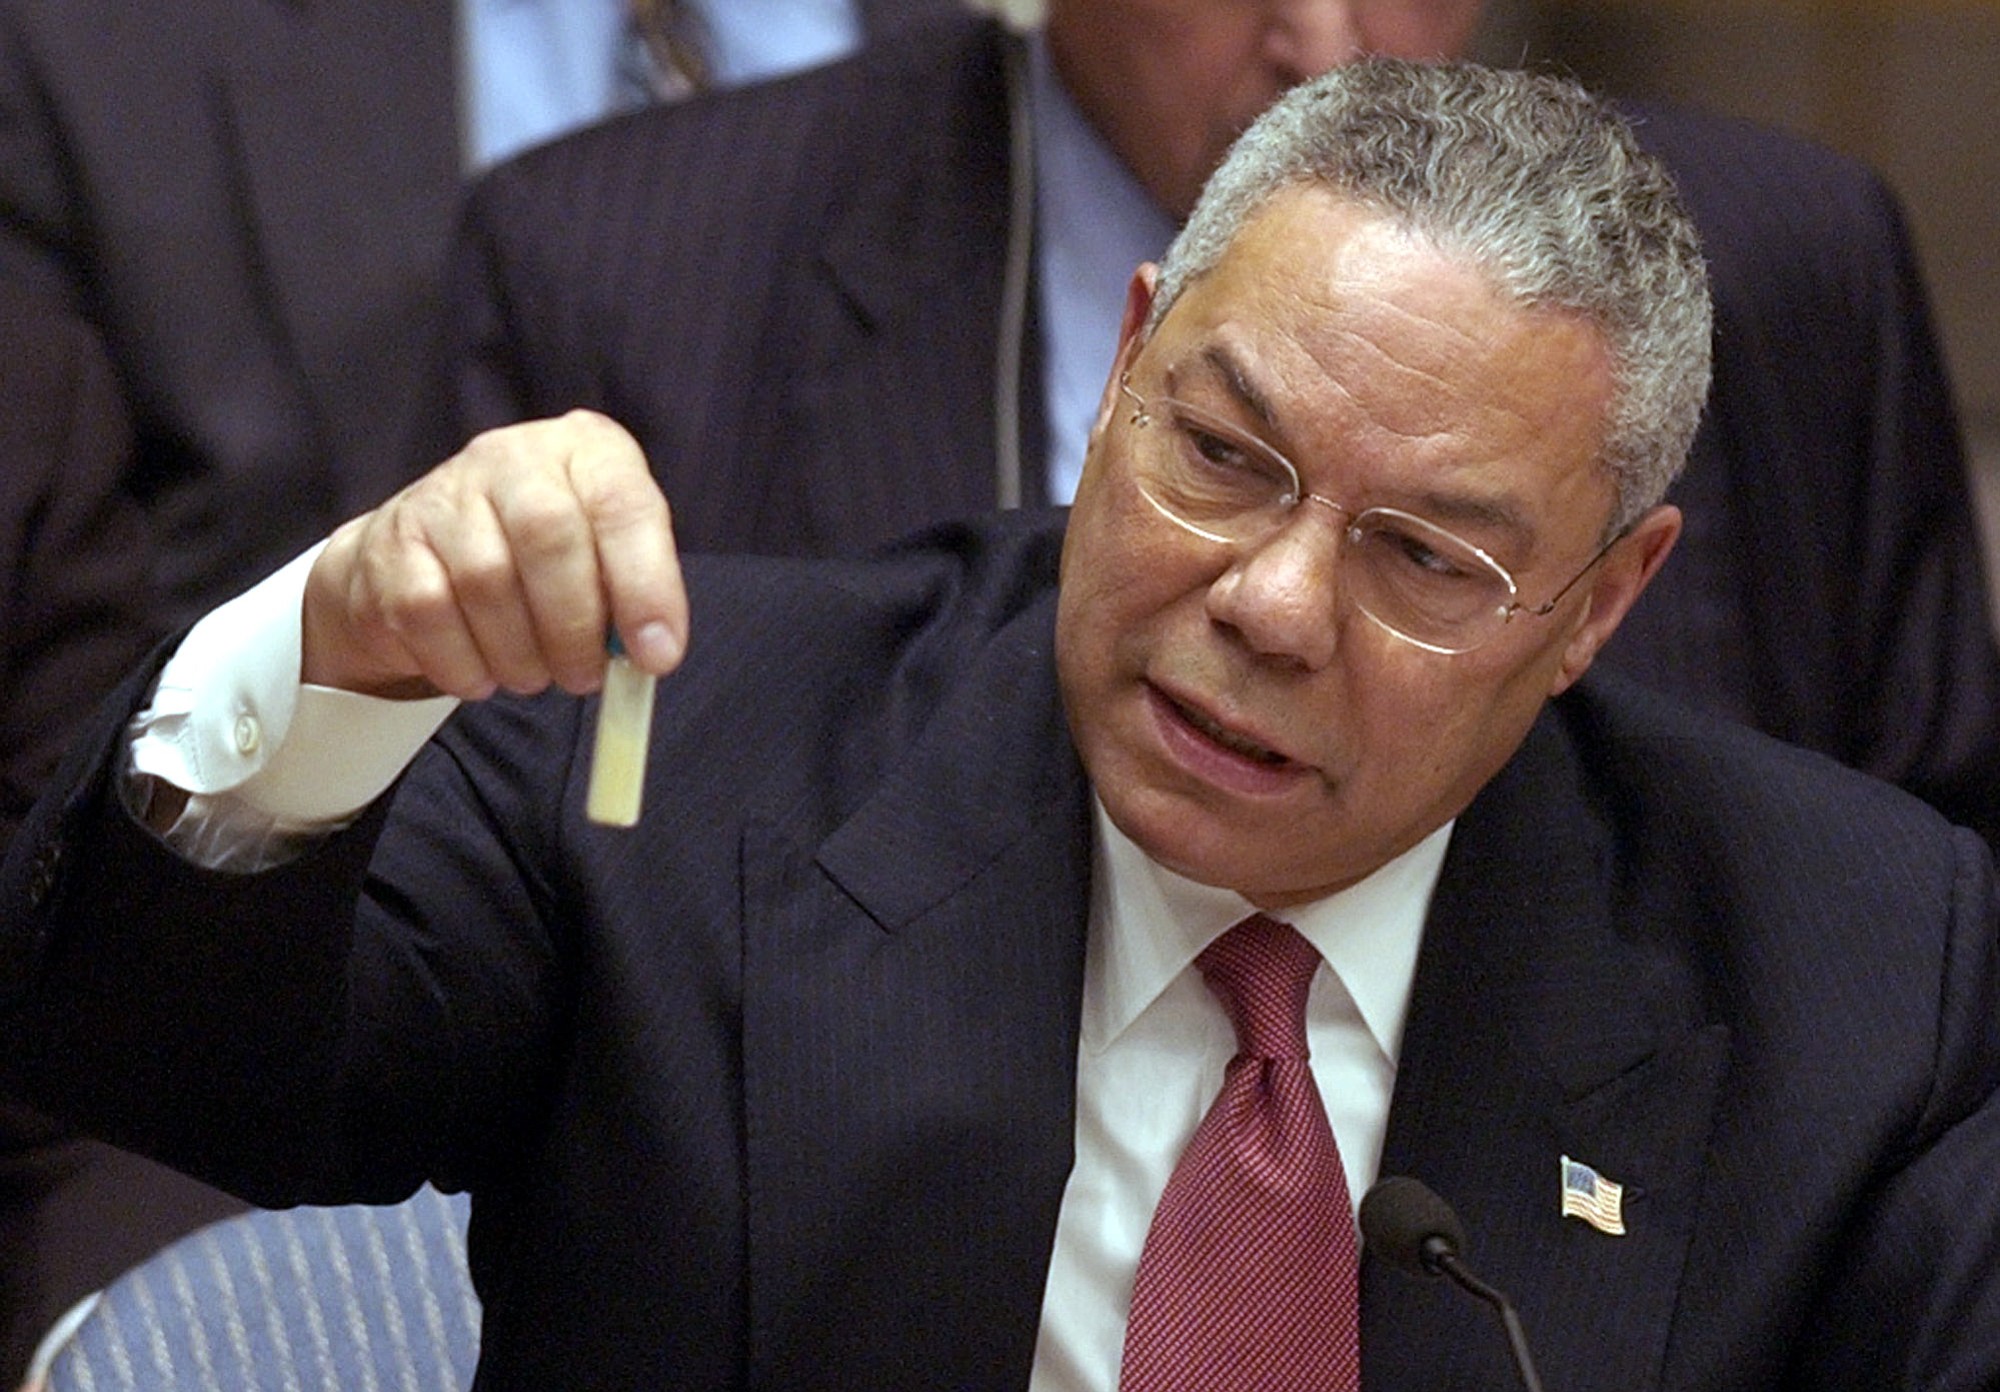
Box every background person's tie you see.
[621,0,710,103]
[1119,914,1361,1391]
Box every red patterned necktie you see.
[1119,914,1361,1392]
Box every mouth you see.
[1169,694,1292,766]
[1147,684,1306,787]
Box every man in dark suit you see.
[5,62,1999,1390]
[437,2,2000,847]
[0,288,241,1383]
[0,0,950,625]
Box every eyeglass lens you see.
[1126,390,1518,652]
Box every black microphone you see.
[1359,1175,1548,1392]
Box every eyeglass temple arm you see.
[1514,524,1632,618]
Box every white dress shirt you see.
[126,544,456,868]
[1027,804,1445,1390]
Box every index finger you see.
[561,410,689,676]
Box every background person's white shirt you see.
[1027,35,1175,505]
[461,0,865,169]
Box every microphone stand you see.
[1423,1237,1547,1392]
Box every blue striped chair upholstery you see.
[33,1185,479,1391]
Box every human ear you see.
[1088,265,1160,445]
[1547,504,1682,695]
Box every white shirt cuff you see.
[130,542,460,829]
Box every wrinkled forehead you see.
[1164,181,1532,315]
[1151,188,1604,397]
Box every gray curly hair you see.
[1151,59,1713,536]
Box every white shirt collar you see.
[1083,797,1451,1066]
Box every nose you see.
[1204,506,1349,671]
[1262,0,1367,83]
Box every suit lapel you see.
[222,0,460,508]
[783,21,1036,548]
[740,593,1093,1390]
[1364,700,1728,1392]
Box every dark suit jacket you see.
[0,0,951,622]
[3,511,1998,1390]
[437,13,2000,847]
[0,288,241,1383]
[0,292,155,850]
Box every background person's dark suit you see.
[0,294,154,851]
[437,13,2000,846]
[2,512,1998,1390]
[0,289,240,1383]
[0,0,952,623]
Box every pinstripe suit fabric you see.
[0,0,955,624]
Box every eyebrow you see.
[1392,489,1537,556]
[1197,342,1282,438]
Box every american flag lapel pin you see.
[1560,1155,1627,1236]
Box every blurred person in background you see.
[0,0,954,626]
[0,285,240,1385]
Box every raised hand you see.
[302,411,688,701]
